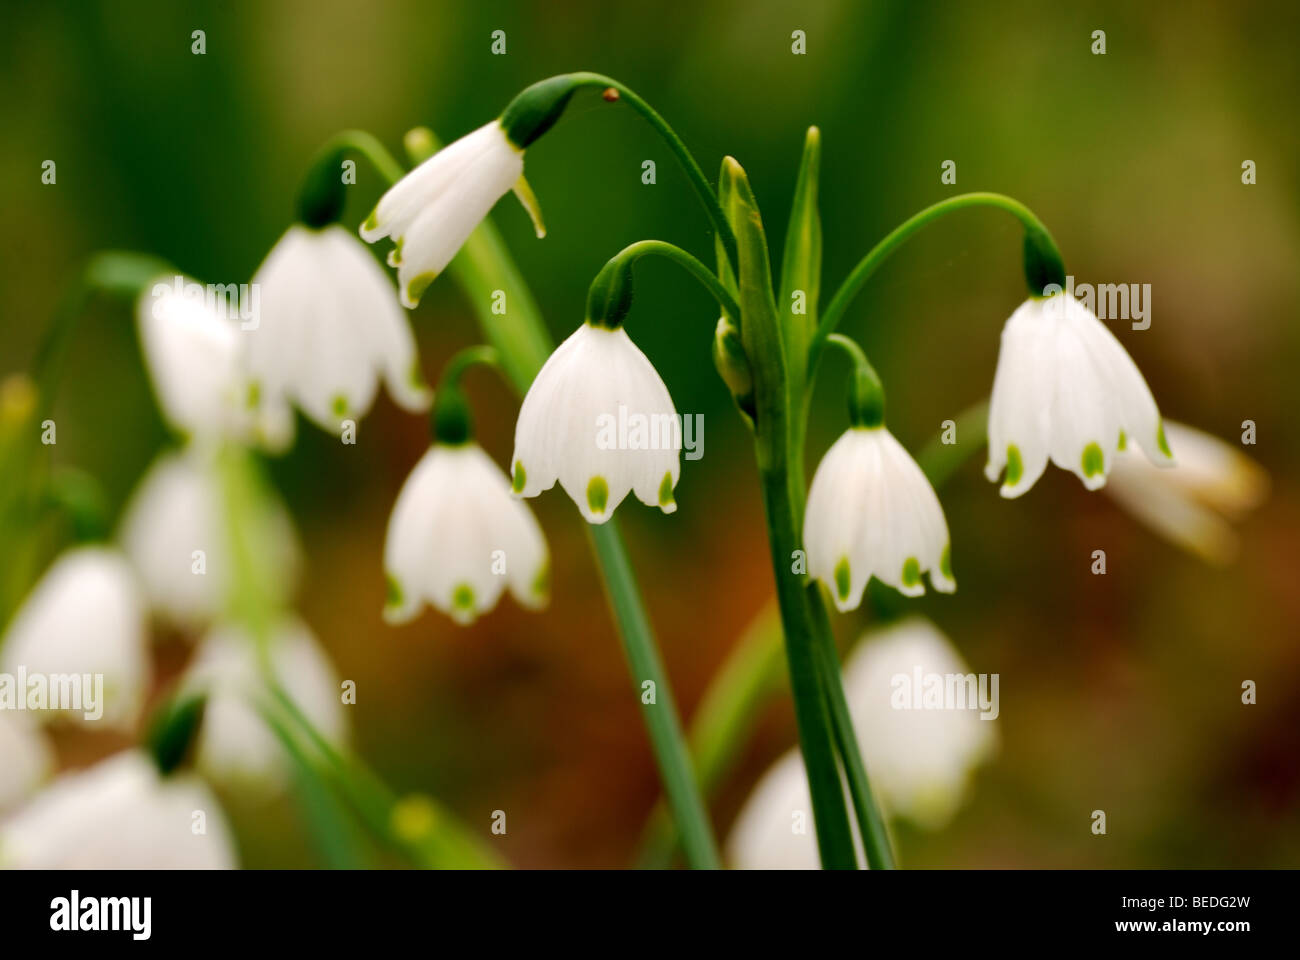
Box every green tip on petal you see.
[511,461,527,493]
[657,471,675,509]
[406,272,438,305]
[452,583,476,614]
[531,562,550,600]
[1004,444,1024,487]
[332,394,349,419]
[902,557,922,588]
[389,237,405,266]
[1082,441,1105,478]
[362,210,379,234]
[1117,429,1128,451]
[246,380,261,409]
[385,574,404,610]
[1157,420,1172,458]
[940,544,953,582]
[833,556,851,601]
[586,475,609,515]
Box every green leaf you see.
[779,127,822,369]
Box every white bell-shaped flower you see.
[727,618,997,868]
[804,426,954,611]
[985,294,1174,498]
[511,323,681,524]
[119,446,300,630]
[247,225,432,447]
[1105,419,1268,565]
[0,711,53,813]
[136,277,252,444]
[360,121,539,308]
[183,617,345,789]
[0,547,149,732]
[384,443,549,625]
[841,617,998,830]
[0,749,236,869]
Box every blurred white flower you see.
[726,749,861,871]
[0,547,148,732]
[1105,419,1268,566]
[727,618,996,868]
[804,427,954,611]
[384,444,548,625]
[0,749,236,869]
[248,225,432,447]
[0,711,53,813]
[183,617,345,790]
[118,446,300,630]
[360,121,539,308]
[985,294,1173,498]
[511,323,680,524]
[137,278,252,444]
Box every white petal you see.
[384,444,548,624]
[185,617,345,790]
[0,712,54,812]
[1046,314,1120,491]
[985,299,1053,498]
[0,750,236,869]
[0,548,148,731]
[511,324,680,524]
[137,279,251,443]
[842,618,997,830]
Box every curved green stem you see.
[588,239,740,327]
[298,129,406,227]
[809,192,1065,372]
[502,73,738,275]
[825,332,885,428]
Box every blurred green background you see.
[2,0,1297,867]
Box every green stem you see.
[588,240,740,326]
[298,129,406,227]
[810,618,895,868]
[503,73,738,275]
[809,192,1064,371]
[588,526,720,868]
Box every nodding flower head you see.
[510,322,681,524]
[985,293,1174,499]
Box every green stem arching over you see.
[430,345,503,445]
[825,332,885,429]
[297,129,407,228]
[808,192,1066,373]
[499,72,739,275]
[586,239,740,329]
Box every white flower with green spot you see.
[804,426,954,610]
[248,225,432,448]
[359,120,543,308]
[384,443,549,625]
[985,293,1174,498]
[510,322,681,524]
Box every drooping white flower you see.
[137,278,252,444]
[360,121,540,308]
[726,618,996,868]
[119,446,300,630]
[384,443,548,625]
[0,749,236,869]
[183,617,345,789]
[804,426,954,611]
[511,323,681,524]
[985,294,1174,498]
[0,711,53,813]
[841,617,998,830]
[726,749,862,871]
[0,547,148,732]
[1105,419,1268,566]
[247,225,432,447]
